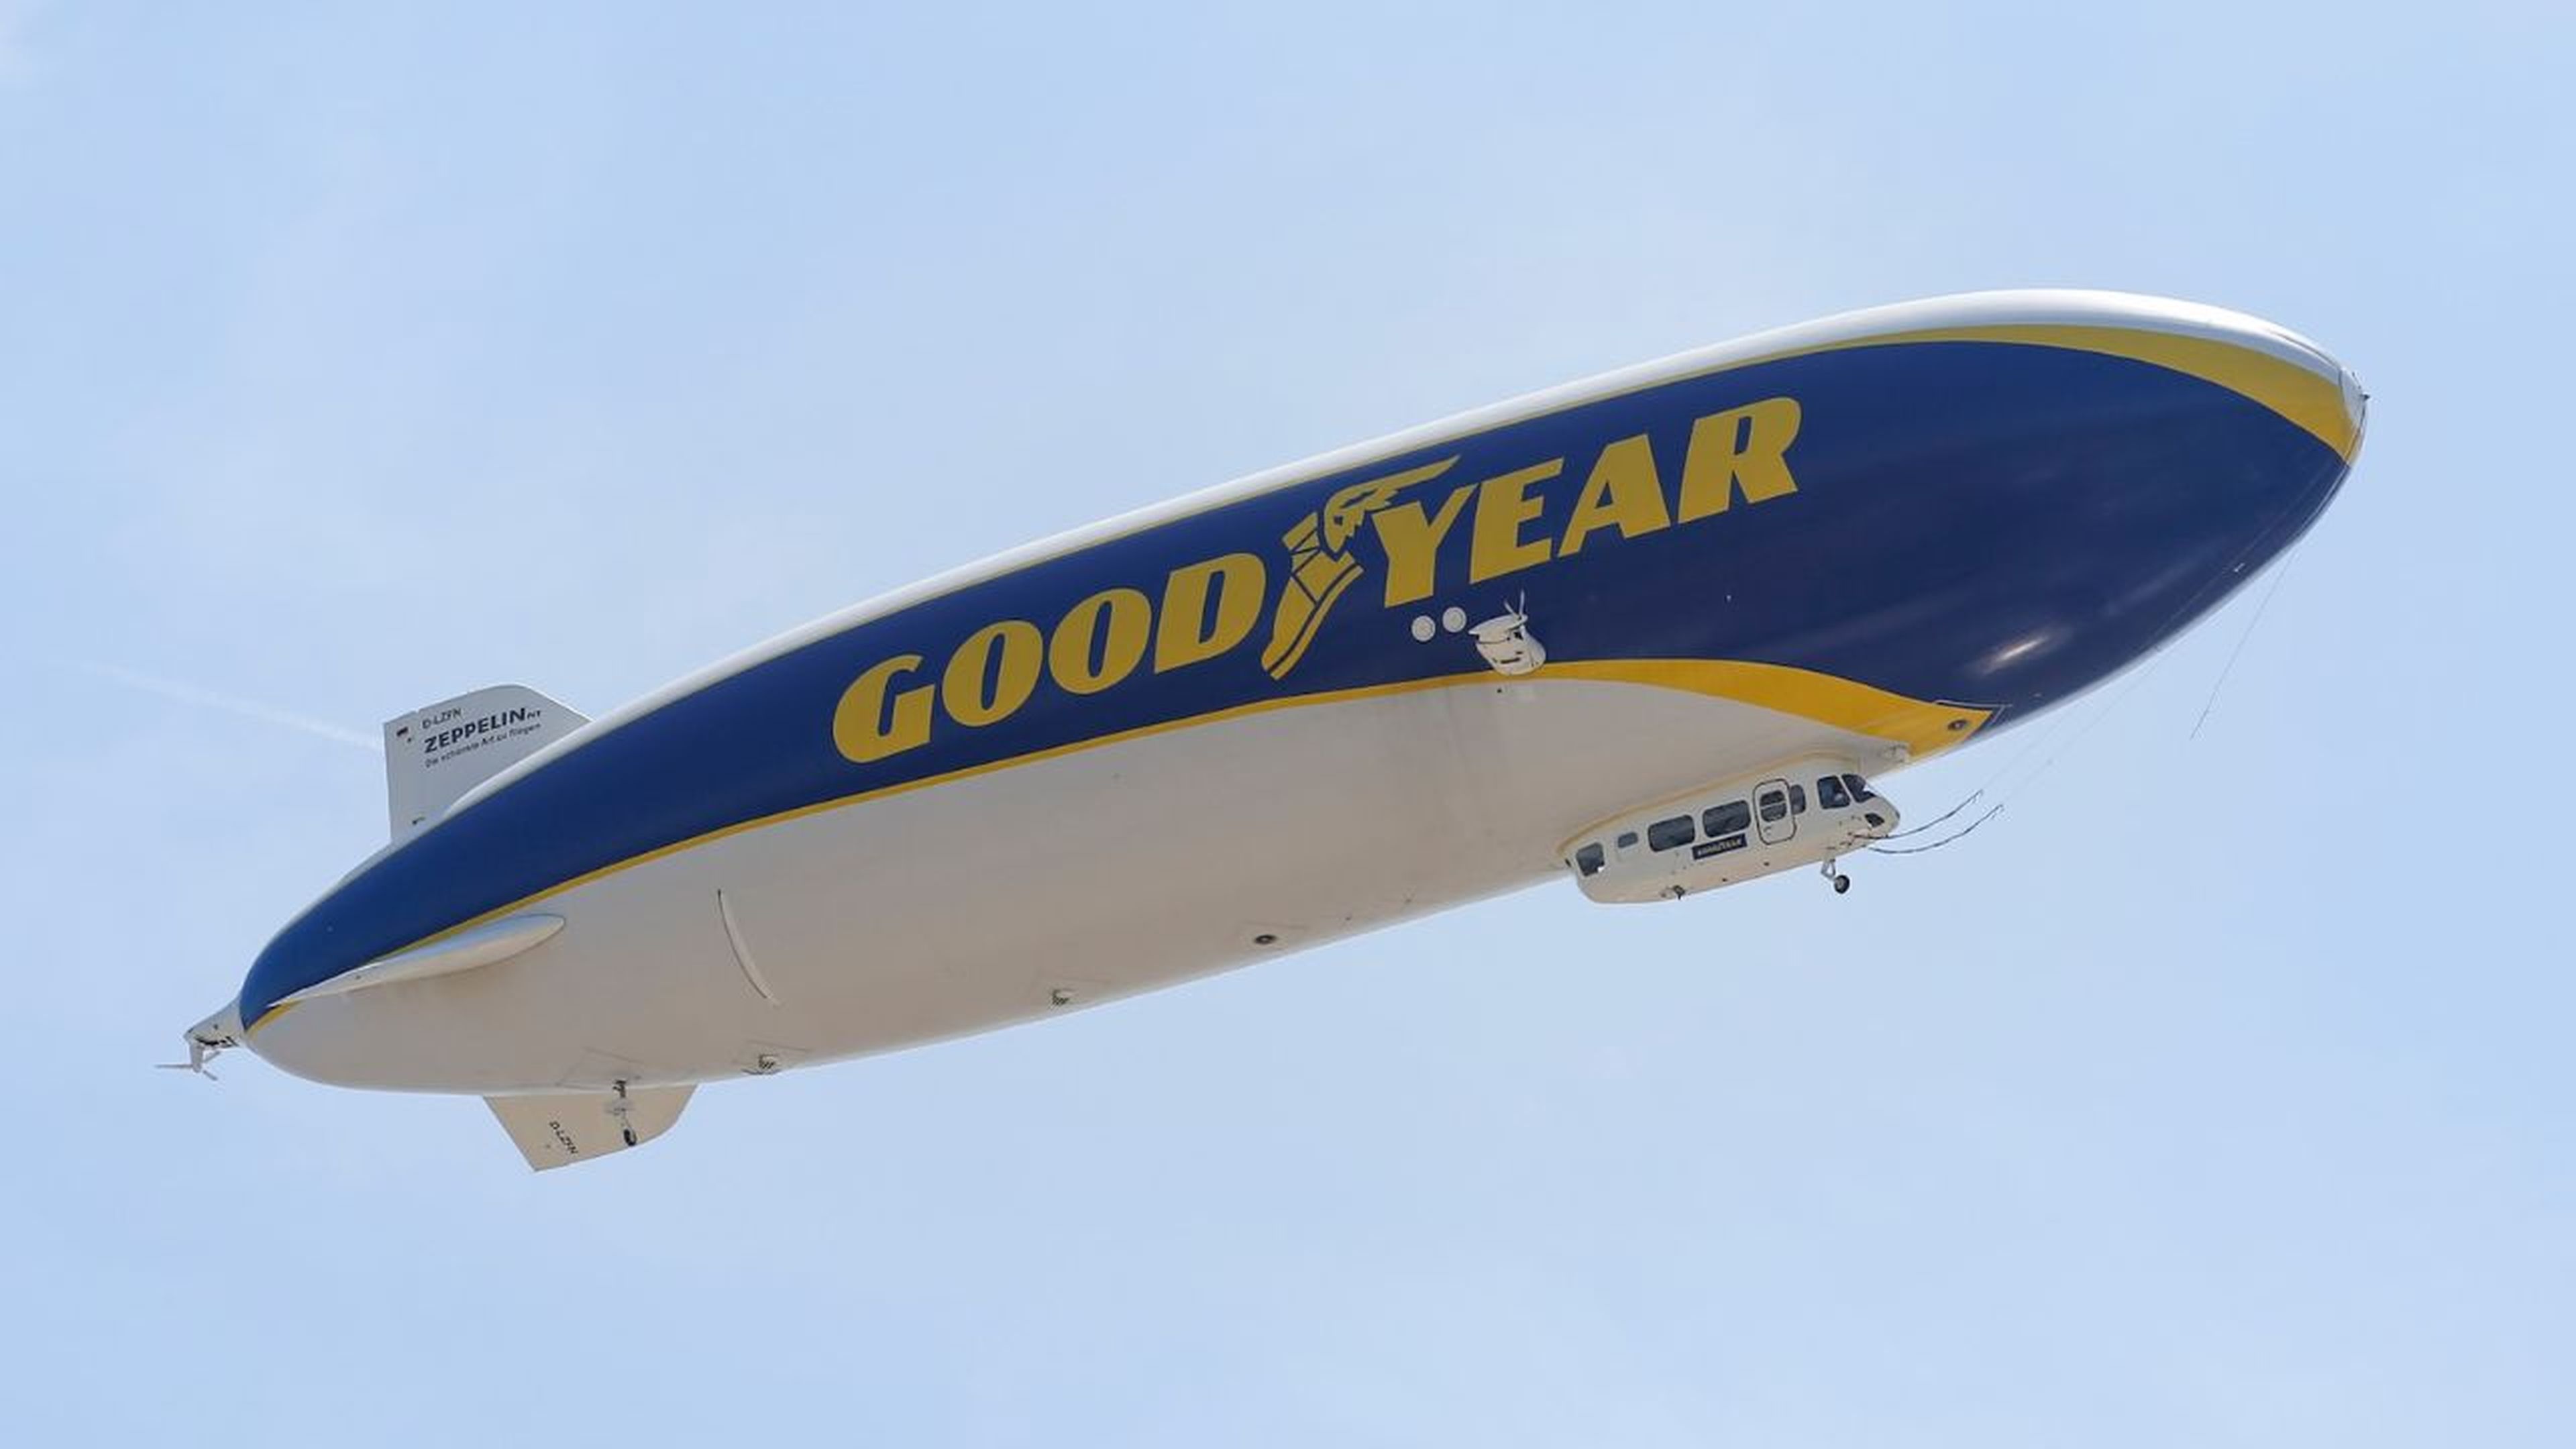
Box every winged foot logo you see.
[831,395,1802,765]
[1259,458,1458,680]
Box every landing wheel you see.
[1833,873,1852,896]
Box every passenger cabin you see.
[1562,758,1900,904]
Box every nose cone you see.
[2166,314,2362,581]
[1960,297,2363,712]
[2190,299,2367,521]
[2105,296,2365,599]
[1752,291,2364,727]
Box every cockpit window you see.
[1817,775,1851,809]
[1788,784,1808,814]
[1842,773,1876,802]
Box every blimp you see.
[176,290,2363,1169]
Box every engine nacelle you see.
[1561,757,1899,904]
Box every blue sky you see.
[3,3,2569,1444]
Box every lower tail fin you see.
[485,1083,694,1171]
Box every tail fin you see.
[384,685,587,841]
[485,1084,694,1171]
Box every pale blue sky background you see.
[3,3,2569,1444]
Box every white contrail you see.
[78,661,381,752]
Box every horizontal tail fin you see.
[384,685,586,841]
[485,1084,694,1172]
[278,913,564,1007]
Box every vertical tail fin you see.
[384,685,588,841]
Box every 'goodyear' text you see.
[833,396,1801,764]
